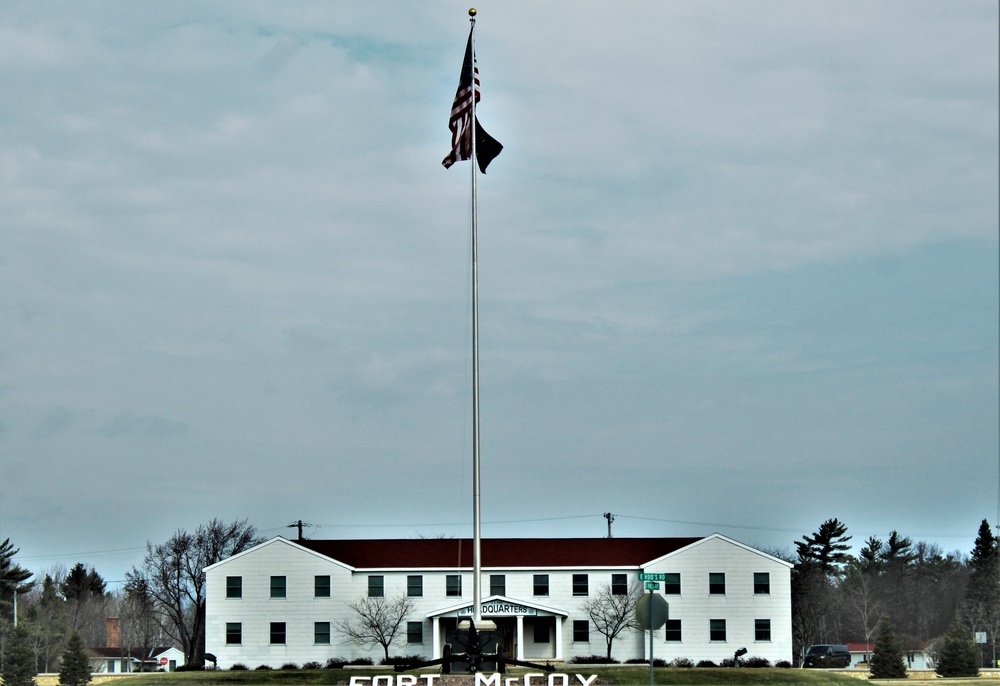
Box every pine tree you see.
[936,615,980,677]
[1,623,38,686]
[870,615,907,678]
[58,631,92,686]
[0,538,34,624]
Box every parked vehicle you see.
[803,644,851,668]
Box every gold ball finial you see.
[468,8,477,16]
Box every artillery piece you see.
[394,621,555,675]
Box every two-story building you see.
[204,534,792,668]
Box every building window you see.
[408,575,423,597]
[664,619,682,642]
[533,574,549,596]
[368,575,384,598]
[226,576,242,599]
[446,574,463,596]
[709,572,726,595]
[107,661,115,673]
[664,573,681,595]
[572,574,589,596]
[407,621,423,644]
[710,619,726,641]
[754,572,770,595]
[226,622,242,645]
[315,622,331,644]
[490,574,506,596]
[611,573,628,595]
[270,622,286,644]
[533,622,550,643]
[573,620,589,642]
[755,619,771,642]
[270,576,286,598]
[315,575,331,598]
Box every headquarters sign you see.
[457,602,537,616]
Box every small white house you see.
[88,646,185,673]
[847,642,936,670]
[204,534,792,669]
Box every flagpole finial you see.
[468,7,476,16]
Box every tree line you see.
[791,517,998,667]
[2,517,999,671]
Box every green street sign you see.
[644,581,660,591]
[638,573,667,582]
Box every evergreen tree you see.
[965,519,999,666]
[936,614,979,677]
[58,631,92,686]
[1,623,37,686]
[870,615,907,679]
[792,519,852,653]
[0,538,34,624]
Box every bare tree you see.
[112,576,164,670]
[581,581,643,660]
[337,594,416,662]
[128,518,262,666]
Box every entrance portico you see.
[428,596,568,662]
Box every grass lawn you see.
[77,668,872,686]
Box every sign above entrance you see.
[457,601,537,617]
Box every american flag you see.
[442,28,502,172]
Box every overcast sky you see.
[1,1,997,587]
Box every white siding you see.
[643,537,792,665]
[205,535,793,669]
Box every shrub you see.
[302,662,322,670]
[280,663,299,670]
[348,658,374,666]
[743,656,771,668]
[871,615,907,679]
[936,615,980,678]
[230,664,248,671]
[324,658,348,669]
[696,660,717,668]
[59,631,92,686]
[669,658,694,668]
[2,624,38,686]
[775,660,792,669]
[570,655,618,664]
[254,665,273,671]
[381,656,427,666]
[625,658,666,666]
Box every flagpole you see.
[467,6,483,628]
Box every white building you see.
[204,534,792,669]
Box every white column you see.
[554,617,563,661]
[516,615,525,661]
[432,617,441,659]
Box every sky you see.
[1,0,997,588]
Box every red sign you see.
[159,658,168,666]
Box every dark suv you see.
[803,644,851,668]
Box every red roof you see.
[88,647,175,659]
[297,537,702,569]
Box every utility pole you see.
[287,520,312,541]
[604,512,615,538]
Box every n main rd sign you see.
[638,573,667,582]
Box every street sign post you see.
[638,573,667,582]
[635,586,669,686]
